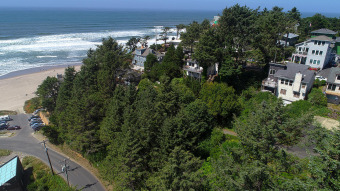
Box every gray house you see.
[132,48,164,69]
[262,62,315,104]
[317,67,340,104]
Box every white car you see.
[315,76,326,81]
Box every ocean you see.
[0,8,338,78]
[0,8,217,77]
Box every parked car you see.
[31,122,44,127]
[32,124,44,131]
[30,121,43,126]
[0,124,8,130]
[28,115,40,121]
[0,115,11,121]
[7,126,21,130]
[29,118,42,123]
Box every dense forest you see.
[34,5,339,190]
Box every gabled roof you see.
[284,33,299,39]
[336,37,340,43]
[309,35,333,42]
[274,62,315,83]
[324,67,340,83]
[311,28,337,35]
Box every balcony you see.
[293,51,308,56]
[183,65,203,74]
[262,79,277,88]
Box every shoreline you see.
[0,64,82,113]
[0,62,83,80]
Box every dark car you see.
[28,116,40,121]
[30,120,43,125]
[31,123,44,128]
[7,125,21,130]
[0,124,8,130]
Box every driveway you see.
[0,114,106,191]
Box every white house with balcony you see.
[291,35,334,70]
[183,59,218,79]
[262,62,315,104]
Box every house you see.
[0,156,24,191]
[183,59,218,79]
[317,67,340,104]
[311,28,337,39]
[279,33,299,46]
[132,48,164,70]
[262,62,315,104]
[291,35,335,70]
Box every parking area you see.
[0,110,45,137]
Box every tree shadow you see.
[22,166,34,188]
[81,181,98,190]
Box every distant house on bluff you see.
[132,47,164,71]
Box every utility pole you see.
[61,159,70,186]
[40,140,54,175]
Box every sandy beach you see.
[0,65,82,113]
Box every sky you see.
[1,0,339,14]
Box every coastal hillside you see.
[30,5,340,191]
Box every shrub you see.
[308,88,327,107]
[24,97,41,113]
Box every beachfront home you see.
[291,35,335,70]
[262,62,315,104]
[183,59,218,79]
[132,47,164,70]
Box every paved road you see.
[0,114,106,191]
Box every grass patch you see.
[22,156,77,191]
[0,149,11,157]
[0,110,17,115]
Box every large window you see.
[280,89,286,95]
[337,75,340,80]
[313,60,317,64]
[269,69,276,75]
[317,60,321,65]
[301,83,306,89]
[316,50,319,55]
[314,41,317,45]
[312,50,315,54]
[318,41,321,45]
[285,79,289,85]
[293,92,300,98]
[310,59,313,63]
[320,51,323,55]
[328,84,336,91]
[289,80,293,86]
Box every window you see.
[306,48,309,52]
[299,47,302,51]
[281,79,284,84]
[280,89,287,95]
[314,41,317,45]
[312,50,315,54]
[317,60,320,65]
[328,84,336,91]
[302,83,306,89]
[322,41,325,45]
[269,69,276,75]
[310,59,313,63]
[293,92,300,98]
[318,41,321,45]
[289,80,293,86]
[285,79,289,85]
[320,51,323,55]
[313,60,317,64]
[337,75,340,80]
[316,50,319,55]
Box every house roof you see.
[311,28,337,35]
[274,62,315,83]
[284,33,299,39]
[324,67,340,83]
[309,35,333,42]
[132,48,163,57]
[0,156,19,186]
[336,37,340,43]
[316,67,332,79]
